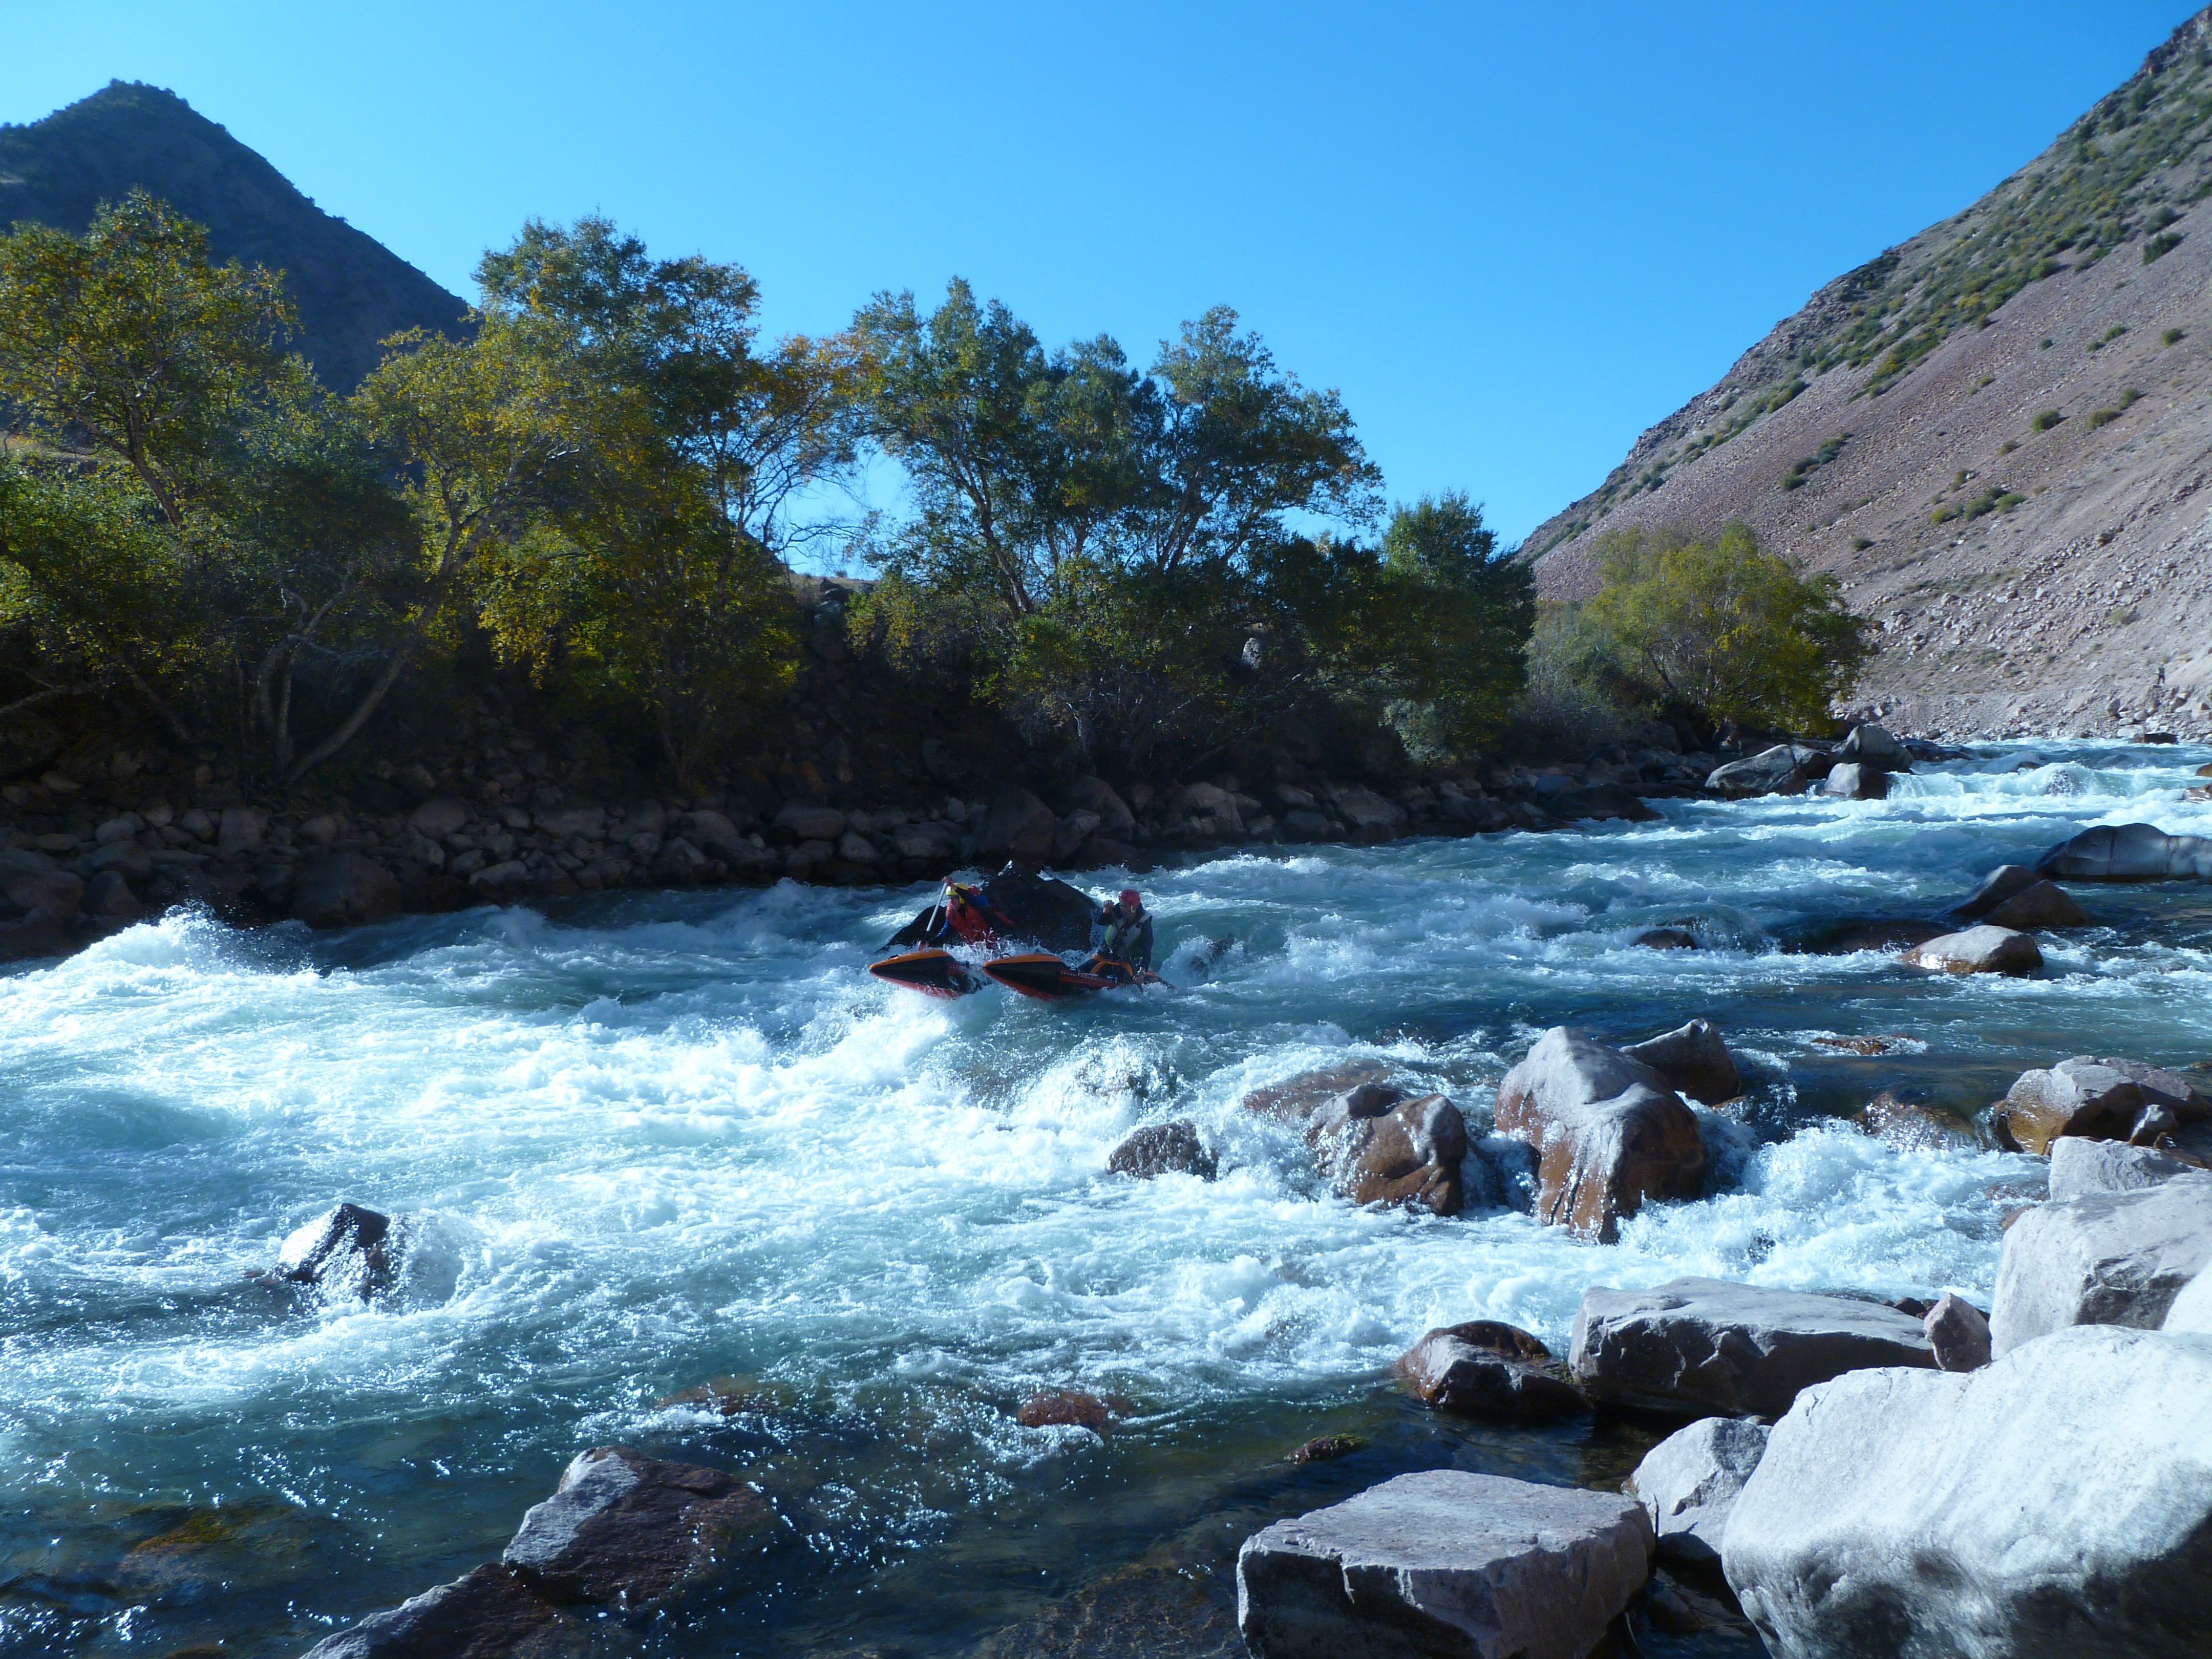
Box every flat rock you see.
[1901,924,2040,975]
[1236,1469,1653,1659]
[298,1564,587,1658]
[1620,1018,1741,1105]
[1392,1321,1588,1420]
[2049,1135,2201,1200]
[1988,1174,2212,1356]
[1628,1416,1770,1569]
[503,1445,772,1608]
[1569,1278,1935,1418]
[1107,1119,1216,1180]
[1721,1326,2212,1659]
[1310,1089,1467,1215]
[1494,1028,1705,1242]
[1998,1057,2145,1154]
[2035,821,2212,882]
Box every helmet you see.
[1119,889,1141,907]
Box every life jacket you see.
[942,883,1012,946]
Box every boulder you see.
[88,839,153,879]
[0,908,70,962]
[976,787,1058,864]
[1392,1322,1587,1420]
[2035,821,2212,882]
[2050,1136,2202,1200]
[1620,1018,1741,1105]
[409,798,474,839]
[1951,862,2039,920]
[80,870,142,921]
[1633,927,1698,950]
[1628,1416,1770,1570]
[2095,1056,2212,1121]
[1106,1119,1217,1180]
[1721,1325,2212,1659]
[676,809,739,846]
[1981,878,2089,930]
[1165,782,1244,840]
[297,1564,585,1658]
[1820,762,1888,801]
[1900,924,2040,975]
[290,852,402,929]
[1051,809,1101,864]
[2166,1265,2212,1334]
[1,850,81,917]
[1059,776,1135,839]
[769,801,844,843]
[1835,724,1907,770]
[1706,743,1826,798]
[1327,784,1406,842]
[1859,1088,1980,1153]
[1235,1470,1654,1659]
[1280,809,1335,841]
[217,805,265,856]
[1013,1389,1127,1432]
[1998,1058,2145,1154]
[1569,1278,1936,1418]
[1921,1291,1991,1372]
[272,1203,395,1300]
[1493,1028,1706,1242]
[977,865,1097,950]
[890,819,963,863]
[536,804,608,840]
[1547,783,1662,822]
[1309,1088,1467,1216]
[834,830,879,865]
[503,1445,771,1609]
[1988,1175,2212,1356]
[470,860,530,896]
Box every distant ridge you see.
[0,81,469,390]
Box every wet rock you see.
[1997,1058,2146,1154]
[1309,1088,1467,1215]
[1620,1018,1741,1106]
[1820,761,1888,800]
[656,1375,785,1417]
[1921,1291,1991,1371]
[1014,1389,1128,1432]
[1106,1119,1217,1180]
[298,1563,586,1658]
[977,787,1058,864]
[80,870,141,921]
[1392,1321,1588,1419]
[1628,1416,1769,1569]
[1633,927,1698,950]
[2035,820,2212,882]
[1239,1064,1390,1124]
[1548,783,1662,822]
[1236,1470,1654,1659]
[1059,776,1136,839]
[1951,863,2039,920]
[1900,924,2040,975]
[1981,878,2089,930]
[1289,1435,1367,1465]
[1493,1028,1706,1242]
[1791,917,1946,954]
[975,1561,1242,1659]
[1836,724,1907,770]
[770,801,845,843]
[1327,784,1407,842]
[273,1203,395,1299]
[1706,743,1826,798]
[1279,809,1335,841]
[1569,1278,1936,1418]
[290,852,403,929]
[2094,1056,2212,1121]
[1,850,81,916]
[409,798,474,838]
[1721,1326,2212,1659]
[2050,1136,2202,1200]
[0,908,70,963]
[116,1500,335,1604]
[503,1445,771,1608]
[1165,782,1245,840]
[1859,1088,1980,1153]
[1988,1175,2212,1356]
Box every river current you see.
[4,742,2211,1656]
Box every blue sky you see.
[2,2,2192,546]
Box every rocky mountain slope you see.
[1526,8,2212,741]
[0,81,468,390]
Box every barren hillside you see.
[1527,8,2212,740]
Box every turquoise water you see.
[3,741,2209,1655]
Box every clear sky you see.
[1,2,2194,546]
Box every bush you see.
[2031,409,2066,432]
[1851,536,1875,550]
[2144,232,2183,264]
[2163,327,2186,345]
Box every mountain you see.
[1526,8,2212,741]
[0,81,469,391]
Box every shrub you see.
[1931,505,1960,525]
[2144,232,2183,263]
[2031,409,2066,432]
[1851,536,1874,550]
[1999,439,2019,454]
[2163,327,2186,345]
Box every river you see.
[4,741,2210,1656]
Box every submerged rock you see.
[1107,1119,1217,1180]
[1309,1087,1467,1216]
[2035,821,2212,881]
[1014,1389,1129,1432]
[1547,783,1661,822]
[1236,1470,1653,1659]
[290,852,402,929]
[1569,1278,1935,1418]
[1950,862,2039,920]
[1721,1326,2212,1659]
[1900,924,2040,976]
[298,1563,586,1658]
[1620,1017,1742,1105]
[271,1203,394,1300]
[1392,1321,1587,1420]
[1628,1416,1769,1569]
[1493,1028,1705,1242]
[1989,1176,2212,1356]
[1632,927,1699,950]
[503,1445,771,1609]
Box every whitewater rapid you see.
[4,741,2210,1655]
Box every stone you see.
[677,809,739,846]
[1235,1470,1653,1659]
[217,805,265,856]
[1547,783,1662,822]
[2095,1056,2212,1121]
[290,852,403,929]
[273,1203,395,1300]
[470,860,530,895]
[651,838,711,882]
[1921,1291,1991,1371]
[1998,1058,2146,1154]
[1309,1089,1467,1216]
[1721,1326,2212,1659]
[1633,927,1698,950]
[835,830,880,865]
[1280,809,1335,841]
[1859,1089,1980,1153]
[1900,924,2040,975]
[770,801,844,843]
[1951,862,2039,920]
[1166,782,1245,839]
[2050,1136,2201,1200]
[2,853,81,917]
[94,813,140,844]
[1835,724,1907,770]
[1060,776,1136,839]
[1988,1175,2212,1355]
[80,870,141,921]
[1981,878,2090,929]
[1289,1435,1368,1465]
[297,1563,586,1658]
[1052,809,1102,864]
[884,819,959,863]
[1107,1119,1217,1180]
[87,839,153,879]
[1706,743,1825,798]
[1240,1063,1392,1124]
[1820,762,1889,800]
[1392,1322,1587,1420]
[0,908,70,962]
[1568,1278,1935,1418]
[503,1445,771,1609]
[977,787,1058,863]
[300,814,340,846]
[1013,1389,1128,1431]
[1493,1028,1706,1242]
[1327,784,1406,842]
[1620,1018,1741,1106]
[2166,1265,2212,1334]
[2035,820,2212,881]
[409,798,473,838]
[1628,1415,1770,1569]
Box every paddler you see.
[1094,888,1154,973]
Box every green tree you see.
[1580,521,1869,730]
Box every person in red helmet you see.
[1095,888,1154,973]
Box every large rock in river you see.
[1988,1174,2212,1357]
[1236,1469,1653,1659]
[1392,1321,1587,1420]
[1569,1278,1936,1418]
[1706,743,1828,798]
[1628,1415,1770,1569]
[2035,821,2212,882]
[503,1445,771,1608]
[1107,1119,1216,1180]
[297,1564,585,1658]
[289,852,402,929]
[1997,1057,2147,1153]
[1620,1017,1741,1105]
[2049,1135,2202,1201]
[1309,1086,1467,1216]
[977,788,1058,865]
[1899,923,2040,976]
[1493,1028,1705,1242]
[1819,761,1888,801]
[1721,1324,2212,1659]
